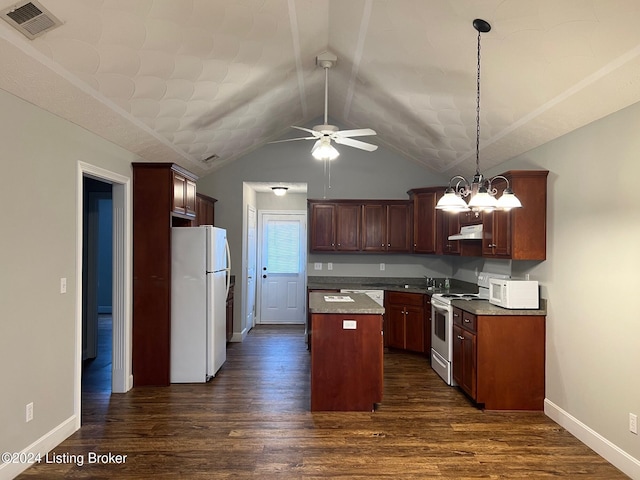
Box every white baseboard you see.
[0,415,78,480]
[230,327,249,343]
[545,399,640,479]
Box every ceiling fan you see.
[271,52,378,160]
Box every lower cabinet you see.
[311,313,383,411]
[452,306,545,410]
[386,291,426,353]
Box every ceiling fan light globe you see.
[312,140,340,160]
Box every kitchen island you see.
[308,292,384,412]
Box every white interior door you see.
[258,212,306,324]
[245,205,257,330]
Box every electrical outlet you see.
[314,262,322,270]
[630,413,638,435]
[26,402,33,422]
[327,262,333,271]
[380,263,385,271]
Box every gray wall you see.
[0,88,137,471]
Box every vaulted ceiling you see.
[2,0,640,178]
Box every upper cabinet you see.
[309,201,361,252]
[309,200,411,253]
[195,193,217,226]
[309,170,547,260]
[481,170,548,260]
[171,170,197,218]
[408,187,443,254]
[362,201,412,252]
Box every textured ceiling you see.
[2,0,640,178]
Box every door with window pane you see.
[259,213,306,324]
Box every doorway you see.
[257,211,307,324]
[82,178,112,392]
[75,162,131,428]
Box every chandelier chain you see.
[475,27,482,175]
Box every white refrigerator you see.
[171,226,231,383]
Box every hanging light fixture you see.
[271,186,288,196]
[436,19,522,213]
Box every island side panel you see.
[311,313,383,411]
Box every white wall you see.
[0,88,137,478]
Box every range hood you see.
[448,224,483,240]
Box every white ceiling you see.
[2,0,640,178]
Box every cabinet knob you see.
[464,319,470,323]
[388,243,391,247]
[453,313,459,317]
[457,335,465,340]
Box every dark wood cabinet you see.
[362,201,412,252]
[309,200,410,253]
[452,307,477,399]
[132,163,198,386]
[308,201,361,252]
[226,283,234,342]
[452,306,546,410]
[385,291,426,353]
[408,187,444,254]
[482,170,548,260]
[438,210,461,255]
[195,193,217,226]
[311,312,383,411]
[171,170,197,218]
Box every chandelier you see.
[436,19,522,213]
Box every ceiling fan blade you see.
[268,136,317,144]
[291,125,323,137]
[333,128,377,138]
[333,136,378,152]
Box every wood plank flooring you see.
[18,325,628,479]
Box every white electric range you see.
[430,272,509,386]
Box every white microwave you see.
[489,279,539,309]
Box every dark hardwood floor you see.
[19,324,627,479]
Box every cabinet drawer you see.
[461,311,477,332]
[452,307,463,327]
[387,291,423,306]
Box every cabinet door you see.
[362,204,386,252]
[412,192,438,253]
[387,204,412,252]
[404,304,425,352]
[453,324,477,399]
[440,211,460,255]
[185,178,197,217]
[310,203,336,251]
[482,209,512,257]
[335,204,361,251]
[172,172,187,215]
[452,324,465,387]
[386,303,406,349]
[195,193,216,226]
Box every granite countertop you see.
[308,292,385,315]
[307,276,548,316]
[451,298,547,316]
[307,276,477,296]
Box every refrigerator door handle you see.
[224,239,231,298]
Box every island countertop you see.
[308,292,385,315]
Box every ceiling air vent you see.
[1,1,62,39]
